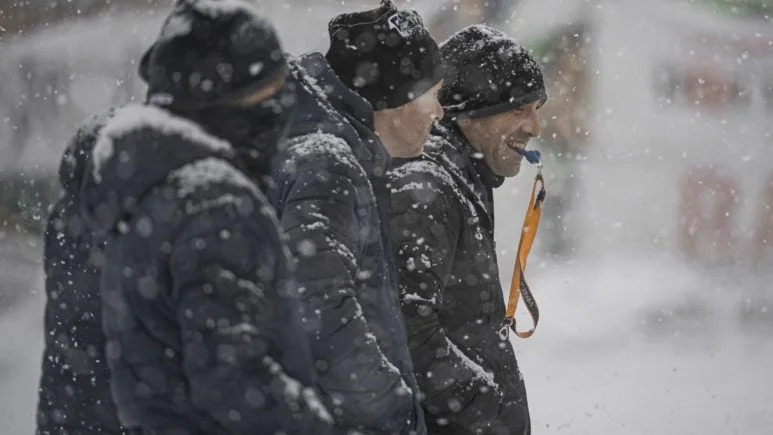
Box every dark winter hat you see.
[325,0,443,111]
[439,25,547,119]
[139,0,287,109]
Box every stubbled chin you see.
[505,166,521,178]
[497,154,523,177]
[496,161,521,177]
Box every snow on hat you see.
[325,0,443,111]
[439,25,547,119]
[140,0,287,109]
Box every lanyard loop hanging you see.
[499,149,546,340]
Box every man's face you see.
[374,81,444,158]
[458,100,543,177]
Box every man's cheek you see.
[499,142,515,160]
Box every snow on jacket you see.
[78,104,332,434]
[264,57,425,434]
[388,120,531,435]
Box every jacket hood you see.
[297,52,375,131]
[295,53,390,179]
[79,104,237,234]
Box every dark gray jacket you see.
[79,104,332,434]
[388,121,530,435]
[37,109,133,435]
[265,56,425,434]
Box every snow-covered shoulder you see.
[389,135,481,224]
[388,135,459,200]
[282,132,363,175]
[192,0,265,20]
[165,157,286,235]
[91,104,232,182]
[169,157,259,199]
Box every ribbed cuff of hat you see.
[139,0,288,111]
[446,88,547,119]
[148,64,289,110]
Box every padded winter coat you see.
[265,57,424,435]
[388,121,531,435]
[79,104,332,434]
[37,109,133,434]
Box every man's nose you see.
[522,105,541,138]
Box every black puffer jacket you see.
[79,104,332,434]
[265,57,424,434]
[36,109,133,435]
[388,121,530,435]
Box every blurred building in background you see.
[530,22,593,261]
[1,3,772,434]
[0,1,170,233]
[508,0,773,330]
[0,0,167,36]
[422,0,514,41]
[0,0,771,276]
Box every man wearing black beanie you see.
[388,25,547,435]
[265,1,443,434]
[76,1,332,433]
[325,0,445,159]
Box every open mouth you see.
[506,140,542,165]
[506,140,527,156]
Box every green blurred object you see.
[699,0,772,18]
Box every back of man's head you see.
[139,0,288,111]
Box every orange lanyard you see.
[499,167,546,340]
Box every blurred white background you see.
[1,0,771,433]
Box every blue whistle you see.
[514,147,542,165]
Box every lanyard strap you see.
[499,167,546,340]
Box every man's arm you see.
[170,202,332,433]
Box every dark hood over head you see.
[79,104,236,235]
[297,52,374,129]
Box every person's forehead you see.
[465,99,541,125]
[496,105,533,121]
[507,100,543,115]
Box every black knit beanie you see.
[139,0,287,110]
[325,0,443,111]
[439,25,547,119]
